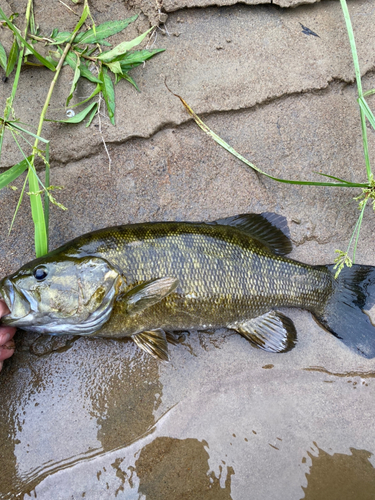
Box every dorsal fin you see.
[211,212,292,256]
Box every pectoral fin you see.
[124,277,179,316]
[132,329,169,361]
[229,311,297,353]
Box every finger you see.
[0,299,10,316]
[0,340,15,361]
[0,360,3,372]
[0,327,16,344]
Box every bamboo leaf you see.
[99,67,115,125]
[97,27,153,62]
[0,7,56,71]
[45,101,98,124]
[77,16,138,45]
[69,83,100,108]
[118,48,165,68]
[116,72,139,91]
[86,102,98,127]
[78,64,101,83]
[0,156,30,189]
[105,60,122,74]
[0,41,7,71]
[5,39,18,77]
[66,55,81,106]
[62,48,101,83]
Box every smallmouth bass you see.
[1,213,375,360]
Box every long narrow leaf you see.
[8,173,28,235]
[0,7,56,71]
[175,92,369,188]
[340,0,371,182]
[7,122,50,143]
[69,83,100,108]
[77,16,138,45]
[86,102,98,127]
[0,156,30,189]
[0,41,7,71]
[45,101,98,123]
[5,39,18,77]
[99,67,115,125]
[358,97,375,130]
[62,48,101,83]
[44,142,50,245]
[66,55,81,106]
[28,168,47,257]
[119,48,165,68]
[97,27,153,62]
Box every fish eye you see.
[33,266,48,281]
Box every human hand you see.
[0,299,16,372]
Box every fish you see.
[1,212,375,360]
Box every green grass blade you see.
[358,96,375,130]
[0,41,7,71]
[8,173,28,235]
[0,156,30,188]
[352,200,367,263]
[44,142,50,248]
[175,92,369,188]
[6,122,49,142]
[340,0,371,182]
[28,167,47,257]
[97,27,153,62]
[0,7,56,71]
[313,172,353,184]
[5,38,19,77]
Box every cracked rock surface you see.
[1,0,375,498]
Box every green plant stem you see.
[0,0,33,162]
[340,0,371,183]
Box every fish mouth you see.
[0,278,14,312]
[0,278,32,326]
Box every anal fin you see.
[229,311,297,353]
[132,329,169,361]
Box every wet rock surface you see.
[1,0,375,498]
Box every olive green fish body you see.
[1,214,375,359]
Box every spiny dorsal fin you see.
[228,310,297,353]
[124,277,179,316]
[212,212,292,256]
[132,329,169,361]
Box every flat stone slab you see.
[0,1,374,168]
[163,0,322,13]
[1,0,375,498]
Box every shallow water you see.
[1,312,375,499]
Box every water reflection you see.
[135,437,234,499]
[0,335,162,498]
[302,446,375,500]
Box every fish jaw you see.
[0,278,34,325]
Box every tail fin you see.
[314,264,375,358]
